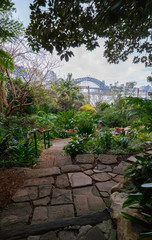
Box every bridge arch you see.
[74,77,109,89]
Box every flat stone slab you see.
[51,188,73,205]
[75,154,94,164]
[68,172,92,187]
[12,187,38,202]
[55,155,72,167]
[32,206,48,224]
[56,174,70,188]
[127,156,137,163]
[39,185,52,198]
[79,164,93,170]
[33,197,50,206]
[83,226,106,240]
[73,186,106,216]
[91,173,111,182]
[0,203,32,229]
[48,205,74,221]
[84,170,94,176]
[96,180,117,194]
[113,161,130,175]
[97,164,112,172]
[58,231,76,240]
[61,165,81,173]
[113,175,125,183]
[25,167,60,178]
[24,177,54,187]
[98,154,117,164]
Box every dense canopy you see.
[27,0,152,65]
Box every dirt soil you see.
[0,168,27,213]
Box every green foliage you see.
[34,111,56,129]
[121,154,152,238]
[0,0,24,42]
[57,129,69,139]
[0,49,14,71]
[55,110,76,129]
[72,111,96,136]
[95,101,110,112]
[27,0,151,65]
[64,135,87,157]
[125,154,152,188]
[51,74,84,112]
[99,107,127,128]
[79,104,97,116]
[127,97,152,133]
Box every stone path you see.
[0,139,150,240]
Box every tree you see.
[51,74,85,111]
[27,0,152,65]
[0,38,60,116]
[0,0,24,114]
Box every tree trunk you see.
[0,210,110,240]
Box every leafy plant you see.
[63,135,88,156]
[73,111,96,136]
[121,154,152,239]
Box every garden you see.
[0,73,152,238]
[0,1,152,238]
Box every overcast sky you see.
[13,0,152,87]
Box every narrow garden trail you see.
[0,138,136,240]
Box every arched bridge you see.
[74,77,109,89]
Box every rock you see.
[91,173,111,182]
[33,197,50,206]
[25,167,60,178]
[39,185,52,198]
[98,154,117,164]
[82,226,106,240]
[28,236,40,240]
[127,156,137,163]
[12,187,38,202]
[31,206,48,224]
[113,175,125,183]
[110,192,146,240]
[73,186,106,216]
[79,164,93,170]
[24,177,54,186]
[58,231,76,240]
[113,162,130,175]
[100,192,110,198]
[51,188,73,205]
[96,180,117,194]
[48,205,74,221]
[84,170,94,175]
[77,225,92,238]
[108,173,117,177]
[55,155,72,167]
[0,203,32,229]
[56,174,70,188]
[68,172,92,187]
[76,154,94,164]
[61,165,81,173]
[97,219,116,239]
[40,231,58,240]
[97,164,112,172]
[111,183,124,194]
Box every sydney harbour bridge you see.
[74,77,110,104]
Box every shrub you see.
[72,111,96,136]
[79,104,97,116]
[121,154,152,239]
[64,135,87,156]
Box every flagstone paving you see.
[1,138,151,239]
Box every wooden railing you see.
[24,128,51,157]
